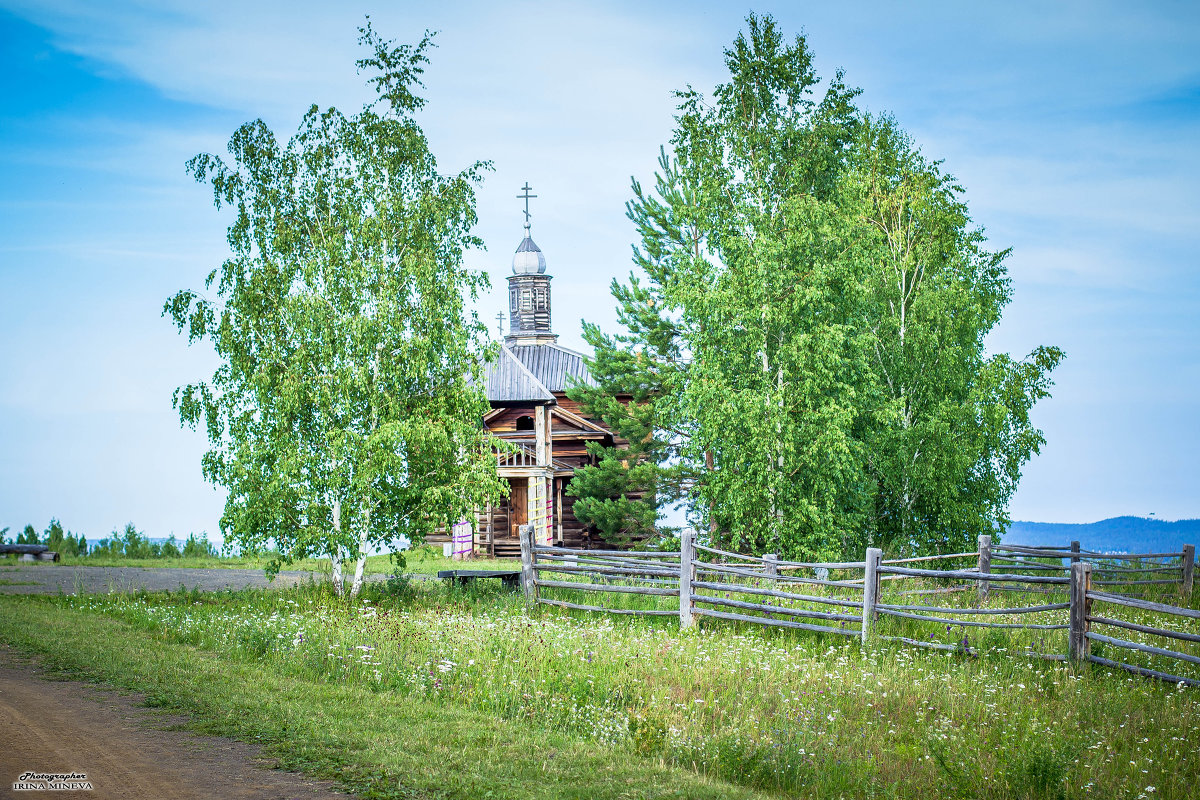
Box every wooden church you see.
[430,188,626,558]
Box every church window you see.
[516,415,534,431]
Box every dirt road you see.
[0,648,354,799]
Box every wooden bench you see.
[437,569,521,590]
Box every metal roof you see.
[507,343,596,393]
[483,342,595,403]
[482,346,555,403]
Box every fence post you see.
[680,530,696,629]
[519,523,537,605]
[763,553,778,581]
[1071,540,1081,566]
[861,547,882,645]
[1182,544,1195,598]
[1069,561,1092,662]
[977,535,992,602]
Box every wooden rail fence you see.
[518,527,1199,686]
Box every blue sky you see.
[1,1,1198,543]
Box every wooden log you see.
[989,557,1067,571]
[691,594,861,623]
[1078,565,1181,575]
[991,585,1059,595]
[1086,654,1200,687]
[692,607,858,636]
[36,551,60,562]
[1087,590,1200,620]
[1072,551,1183,561]
[487,501,494,558]
[1069,562,1092,662]
[537,598,678,616]
[0,544,50,555]
[536,570,679,588]
[977,534,991,601]
[536,579,678,596]
[895,586,972,597]
[697,561,863,587]
[679,530,696,629]
[992,544,1073,557]
[693,543,760,563]
[878,565,1070,584]
[519,524,537,604]
[882,552,977,565]
[875,608,1068,630]
[1087,615,1200,645]
[763,553,778,581]
[1071,540,1081,566]
[1092,579,1180,586]
[876,601,1070,615]
[692,542,868,570]
[532,563,679,579]
[861,547,881,644]
[1183,544,1195,597]
[880,635,976,655]
[690,580,864,609]
[533,545,681,558]
[776,559,867,570]
[1085,632,1200,666]
[536,553,680,570]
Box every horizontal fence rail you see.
[516,528,1197,689]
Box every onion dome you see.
[512,236,547,274]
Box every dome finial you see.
[512,181,547,274]
[517,181,537,237]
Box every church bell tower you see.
[506,183,558,346]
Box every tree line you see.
[567,14,1062,561]
[1,521,217,559]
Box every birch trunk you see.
[349,507,371,597]
[331,498,344,596]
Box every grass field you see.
[1,575,1197,799]
[4,544,513,577]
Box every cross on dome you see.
[512,181,547,275]
[517,182,537,236]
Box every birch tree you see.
[854,117,1063,554]
[165,24,502,595]
[573,15,1062,560]
[574,14,871,560]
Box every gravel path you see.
[0,565,392,595]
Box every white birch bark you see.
[349,507,371,597]
[330,498,344,596]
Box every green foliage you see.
[17,524,39,545]
[851,117,1064,554]
[183,533,218,559]
[160,536,182,558]
[0,527,8,545]
[573,14,1060,559]
[165,22,502,595]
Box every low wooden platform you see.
[437,569,521,590]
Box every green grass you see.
[0,593,762,800]
[1,577,1197,799]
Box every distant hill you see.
[1003,517,1200,555]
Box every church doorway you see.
[508,479,528,537]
